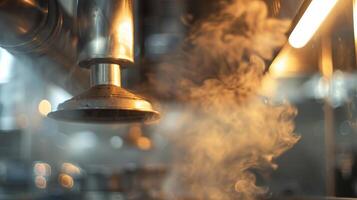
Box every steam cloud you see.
[148,0,300,199]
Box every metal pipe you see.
[77,0,134,68]
[320,33,336,197]
[0,0,88,94]
[90,64,121,87]
[48,0,159,123]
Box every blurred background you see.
[0,0,357,199]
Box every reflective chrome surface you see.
[48,0,160,124]
[90,64,121,87]
[0,0,159,123]
[77,0,134,68]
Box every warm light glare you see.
[22,0,37,6]
[270,55,288,75]
[258,75,278,98]
[62,163,81,175]
[128,124,142,141]
[38,100,52,116]
[269,47,296,77]
[59,174,74,189]
[113,0,134,61]
[320,37,333,79]
[289,0,339,48]
[137,137,152,150]
[353,0,357,55]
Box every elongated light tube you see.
[289,0,339,48]
[353,0,357,62]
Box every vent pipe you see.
[49,0,160,123]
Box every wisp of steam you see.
[148,0,300,199]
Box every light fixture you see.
[288,0,339,48]
[353,0,357,60]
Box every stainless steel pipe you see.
[77,0,134,98]
[77,0,134,68]
[90,64,121,87]
[49,0,160,123]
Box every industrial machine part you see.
[0,0,159,123]
[0,0,61,53]
[0,0,88,94]
[48,84,159,123]
[76,0,134,68]
[48,0,160,123]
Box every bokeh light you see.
[34,162,51,177]
[59,173,74,189]
[38,100,52,116]
[137,137,152,150]
[110,136,123,149]
[62,163,81,175]
[35,176,47,189]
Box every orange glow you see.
[320,37,333,79]
[137,137,152,150]
[128,124,142,141]
[62,163,81,175]
[269,46,297,77]
[35,176,47,189]
[289,0,339,48]
[258,75,278,98]
[270,55,289,75]
[59,174,74,189]
[134,101,150,110]
[34,163,51,177]
[113,0,134,62]
[38,100,52,116]
[22,0,37,7]
[353,0,357,59]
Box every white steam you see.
[148,0,300,199]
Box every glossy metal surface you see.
[77,0,134,68]
[49,0,160,123]
[0,0,88,94]
[0,0,48,46]
[0,0,61,53]
[0,0,160,123]
[90,64,121,87]
[48,85,160,123]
